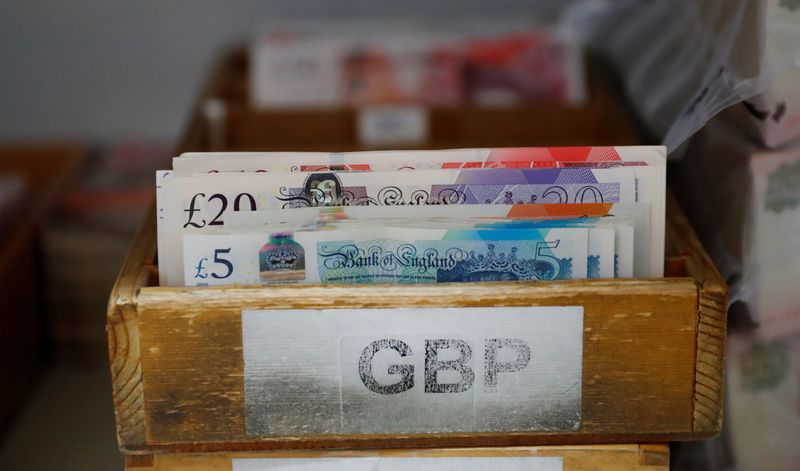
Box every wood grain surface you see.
[107,204,726,453]
[131,278,697,450]
[665,192,728,433]
[108,208,157,447]
[124,444,669,470]
[106,47,727,453]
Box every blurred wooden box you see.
[183,48,644,152]
[0,143,83,431]
[124,444,669,471]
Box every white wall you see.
[0,0,566,142]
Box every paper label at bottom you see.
[243,306,583,436]
[233,456,564,471]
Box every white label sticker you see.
[242,306,583,436]
[357,106,428,147]
[233,456,564,471]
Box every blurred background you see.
[0,1,798,470]
[0,1,573,142]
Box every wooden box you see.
[0,143,84,432]
[124,444,670,471]
[182,48,645,153]
[107,47,726,454]
[108,191,725,453]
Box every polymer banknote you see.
[210,213,618,280]
[173,201,649,286]
[183,227,589,286]
[163,203,649,287]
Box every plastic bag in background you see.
[561,0,766,153]
[675,102,800,334]
[562,3,800,469]
[671,103,800,471]
[671,105,756,309]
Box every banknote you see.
[321,220,615,279]
[486,220,635,278]
[276,182,623,206]
[394,224,616,279]
[173,146,667,175]
[285,217,616,279]
[475,219,631,278]
[224,202,645,278]
[225,201,642,225]
[166,166,637,221]
[205,163,648,175]
[183,227,589,286]
[159,147,664,285]
[587,228,614,278]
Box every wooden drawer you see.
[124,444,670,471]
[0,143,84,432]
[107,190,725,453]
[183,48,644,153]
[108,47,725,454]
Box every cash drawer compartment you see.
[108,191,725,453]
[108,46,725,454]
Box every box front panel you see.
[242,306,582,436]
[137,281,696,445]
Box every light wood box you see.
[108,191,726,453]
[107,48,725,454]
[124,444,669,471]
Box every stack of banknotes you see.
[156,146,666,287]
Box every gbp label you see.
[242,306,583,436]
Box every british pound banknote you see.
[156,146,665,286]
[183,227,589,286]
[173,147,666,175]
